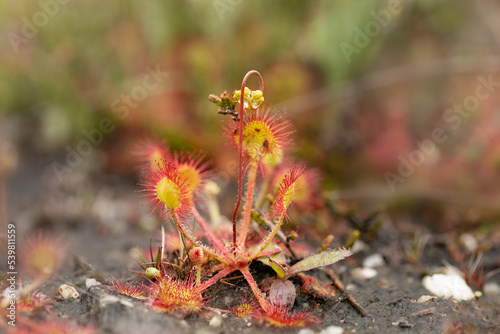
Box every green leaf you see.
[284,248,352,279]
[155,246,163,268]
[268,257,286,279]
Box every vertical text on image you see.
[6,223,17,326]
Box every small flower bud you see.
[317,235,334,254]
[145,267,161,279]
[231,90,242,104]
[189,247,205,266]
[250,90,264,109]
[288,231,298,241]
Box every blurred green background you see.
[2,0,500,229]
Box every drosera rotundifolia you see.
[118,70,352,327]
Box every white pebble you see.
[416,295,437,303]
[319,325,344,334]
[297,329,315,334]
[209,315,222,327]
[99,294,133,307]
[351,267,378,280]
[57,284,79,299]
[459,233,478,253]
[362,253,385,268]
[350,240,367,254]
[85,278,100,288]
[483,282,500,296]
[422,274,474,301]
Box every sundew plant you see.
[130,71,351,327]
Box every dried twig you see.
[392,307,436,328]
[324,269,371,318]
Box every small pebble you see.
[319,325,344,334]
[350,240,367,254]
[459,233,478,253]
[297,329,315,334]
[85,278,100,289]
[99,294,133,307]
[422,273,474,301]
[351,267,378,280]
[57,284,79,299]
[209,315,222,327]
[416,295,437,303]
[483,282,500,296]
[362,253,384,268]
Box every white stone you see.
[297,329,315,334]
[362,253,384,268]
[85,278,100,289]
[416,295,437,303]
[483,282,500,296]
[209,315,222,327]
[57,284,79,299]
[350,240,367,254]
[442,264,462,277]
[422,274,474,301]
[319,325,345,334]
[100,294,133,307]
[459,233,478,253]
[351,267,378,280]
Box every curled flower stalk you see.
[232,70,264,245]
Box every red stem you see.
[237,162,258,245]
[240,266,271,312]
[197,267,235,291]
[232,70,264,246]
[172,211,228,265]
